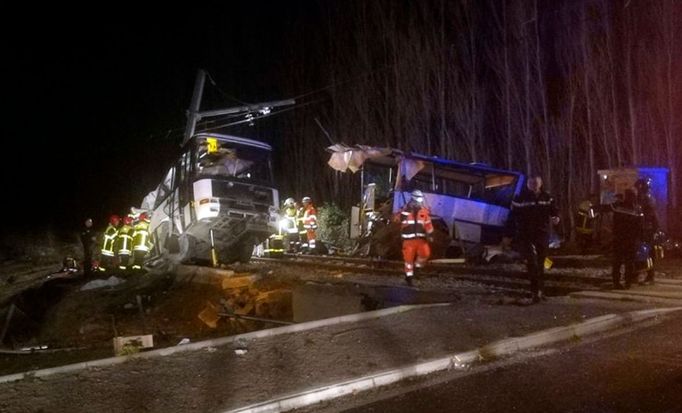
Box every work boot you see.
[613,282,625,290]
[405,275,414,287]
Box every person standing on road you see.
[80,218,97,276]
[511,176,560,303]
[610,189,643,289]
[395,190,434,287]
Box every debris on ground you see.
[80,276,124,291]
[113,335,154,356]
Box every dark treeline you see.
[275,0,681,235]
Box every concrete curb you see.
[655,278,682,285]
[225,306,682,413]
[571,291,682,306]
[0,303,450,384]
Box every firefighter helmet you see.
[302,196,312,204]
[284,197,295,207]
[109,214,121,225]
[123,216,133,225]
[410,190,425,204]
[139,212,150,222]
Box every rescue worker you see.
[634,177,659,284]
[131,212,153,270]
[115,215,135,272]
[395,189,434,286]
[99,215,120,272]
[297,200,307,252]
[80,218,97,276]
[281,198,300,253]
[510,176,560,303]
[301,196,318,253]
[610,189,643,289]
[575,196,599,253]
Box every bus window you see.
[154,167,175,209]
[481,174,517,205]
[363,162,393,201]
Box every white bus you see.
[328,145,525,257]
[147,133,279,265]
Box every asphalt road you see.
[335,311,682,413]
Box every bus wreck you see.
[327,144,525,259]
[143,133,279,266]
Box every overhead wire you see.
[205,70,251,105]
[196,98,326,133]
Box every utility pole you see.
[183,69,207,144]
[182,69,295,146]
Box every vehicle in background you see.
[598,166,669,232]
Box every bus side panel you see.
[393,191,511,243]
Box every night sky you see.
[5,4,297,231]
[5,2,681,236]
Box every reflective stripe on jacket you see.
[101,224,119,257]
[399,206,433,239]
[511,189,559,241]
[132,221,152,252]
[115,224,134,255]
[303,205,318,230]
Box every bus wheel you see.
[176,234,197,263]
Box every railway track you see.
[251,253,614,297]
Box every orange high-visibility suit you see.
[303,203,318,250]
[397,205,434,278]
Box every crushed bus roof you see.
[327,144,522,178]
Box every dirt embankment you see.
[0,262,310,375]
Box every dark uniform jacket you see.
[80,227,97,256]
[611,201,644,258]
[637,193,659,242]
[510,188,559,243]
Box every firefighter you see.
[281,197,300,253]
[301,196,318,253]
[634,177,659,284]
[610,189,643,289]
[99,215,120,272]
[510,176,560,303]
[395,189,434,286]
[131,212,153,270]
[115,215,134,272]
[296,200,307,252]
[575,196,599,253]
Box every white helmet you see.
[411,190,425,204]
[284,198,295,207]
[302,196,312,204]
